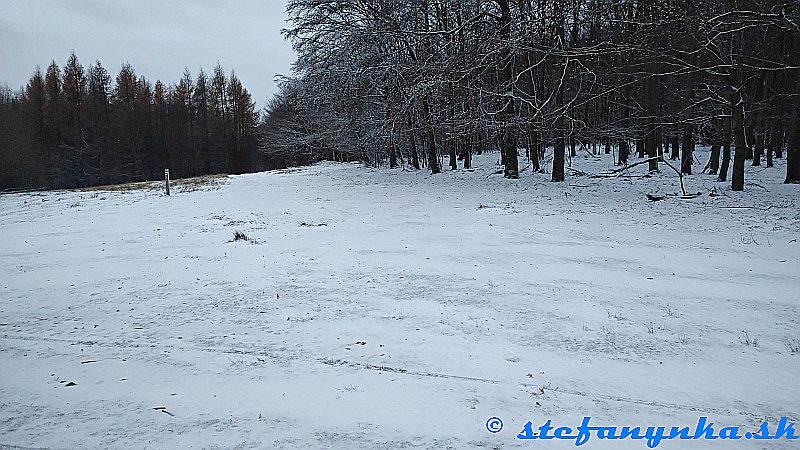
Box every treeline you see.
[0,53,275,190]
[264,0,800,188]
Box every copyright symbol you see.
[486,417,503,433]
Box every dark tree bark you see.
[727,87,747,191]
[655,127,663,161]
[553,101,566,182]
[530,130,540,172]
[768,126,781,167]
[719,111,732,182]
[497,0,518,179]
[681,125,694,175]
[500,126,518,177]
[752,132,762,167]
[767,138,774,168]
[618,140,630,165]
[670,135,679,160]
[448,137,457,170]
[407,113,420,170]
[745,128,755,160]
[647,127,659,172]
[786,115,800,184]
[422,99,440,174]
[389,143,398,169]
[463,136,472,170]
[386,98,397,169]
[551,0,565,182]
[709,145,720,174]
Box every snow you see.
[1,149,798,449]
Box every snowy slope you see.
[1,150,798,449]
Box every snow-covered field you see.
[1,150,798,449]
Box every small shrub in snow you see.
[233,230,250,242]
[736,233,761,245]
[738,330,760,347]
[785,339,799,354]
[662,304,679,318]
[335,384,359,392]
[607,309,626,321]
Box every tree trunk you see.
[463,136,472,170]
[655,127,663,160]
[552,100,565,182]
[551,0,565,182]
[647,127,658,172]
[497,0,518,179]
[618,140,630,165]
[681,125,693,175]
[407,113,420,170]
[389,143,397,169]
[776,128,784,158]
[786,115,800,184]
[767,141,774,168]
[670,135,679,160]
[752,132,762,167]
[448,138,457,170]
[501,127,518,178]
[768,126,781,167]
[397,143,405,167]
[728,87,747,191]
[719,109,732,181]
[422,99,440,174]
[709,145,720,174]
[745,128,755,160]
[530,129,540,172]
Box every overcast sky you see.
[0,0,295,109]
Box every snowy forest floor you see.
[1,149,799,449]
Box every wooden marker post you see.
[164,169,170,196]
